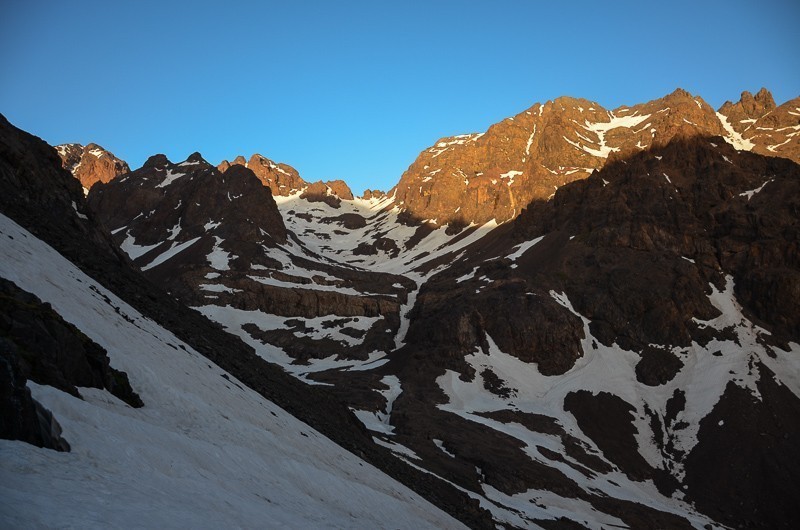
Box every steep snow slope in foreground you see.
[0,214,463,529]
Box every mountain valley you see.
[2,88,800,529]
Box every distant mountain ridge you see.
[57,88,799,229]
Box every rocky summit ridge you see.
[393,87,800,226]
[6,86,800,529]
[57,88,800,231]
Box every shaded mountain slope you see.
[388,133,800,528]
[0,114,493,528]
[0,213,466,529]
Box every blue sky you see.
[2,0,799,194]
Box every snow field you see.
[0,213,464,529]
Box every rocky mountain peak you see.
[717,89,799,161]
[753,87,776,107]
[54,142,129,194]
[723,87,777,116]
[143,153,170,169]
[665,87,694,100]
[186,151,207,164]
[324,179,354,200]
[217,153,306,196]
[718,88,777,134]
[54,143,83,171]
[87,151,289,294]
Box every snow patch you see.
[716,112,755,151]
[71,201,88,220]
[155,169,187,188]
[739,179,773,200]
[207,237,231,270]
[141,237,201,272]
[507,235,545,261]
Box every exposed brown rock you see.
[55,142,129,193]
[393,88,799,227]
[300,180,342,207]
[361,189,386,200]
[324,179,354,200]
[718,88,777,134]
[220,153,306,196]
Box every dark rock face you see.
[87,153,292,304]
[90,156,287,246]
[0,277,142,408]
[55,142,129,192]
[564,390,653,481]
[0,276,143,452]
[87,155,411,367]
[0,337,70,452]
[510,133,800,347]
[684,365,800,529]
[405,272,586,376]
[0,115,117,261]
[635,346,684,386]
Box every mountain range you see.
[2,87,799,529]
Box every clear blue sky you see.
[2,0,799,194]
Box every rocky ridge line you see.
[391,88,800,227]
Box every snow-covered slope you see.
[0,213,464,529]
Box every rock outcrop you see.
[0,277,142,409]
[718,89,800,163]
[219,154,356,203]
[55,142,129,193]
[219,153,306,196]
[718,88,777,134]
